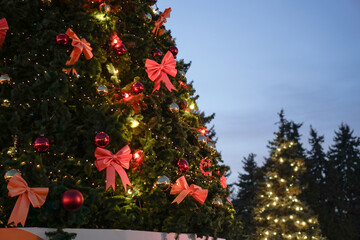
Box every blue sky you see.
[156,0,360,183]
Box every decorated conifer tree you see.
[0,1,241,239]
[253,112,325,240]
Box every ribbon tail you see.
[162,74,177,92]
[66,48,82,66]
[152,78,161,93]
[227,197,232,204]
[8,194,30,227]
[114,165,132,191]
[171,190,190,204]
[106,165,116,191]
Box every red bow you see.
[65,28,93,66]
[152,8,171,36]
[7,174,49,226]
[95,146,132,191]
[145,51,177,92]
[0,18,9,47]
[170,176,208,205]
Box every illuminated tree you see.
[253,112,326,240]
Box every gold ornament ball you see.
[155,175,170,191]
[97,85,108,96]
[0,74,11,84]
[144,13,152,23]
[4,169,21,181]
[169,102,179,112]
[2,99,10,107]
[212,197,223,206]
[99,3,111,13]
[197,134,207,145]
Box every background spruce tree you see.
[253,112,325,240]
[233,153,262,239]
[321,124,360,240]
[300,127,327,224]
[0,1,242,239]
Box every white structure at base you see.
[18,228,225,240]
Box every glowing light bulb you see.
[308,219,312,223]
[265,231,269,235]
[189,103,195,110]
[267,184,271,188]
[280,178,285,182]
[279,158,284,163]
[131,120,139,128]
[274,219,279,223]
[290,215,294,219]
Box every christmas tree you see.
[0,1,241,239]
[253,112,325,240]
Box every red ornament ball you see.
[151,48,162,57]
[56,33,69,45]
[131,82,144,94]
[62,189,84,212]
[113,43,126,55]
[168,46,178,56]
[94,132,110,147]
[34,137,50,152]
[177,158,189,174]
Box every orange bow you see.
[145,51,177,92]
[65,28,93,66]
[0,18,9,46]
[7,174,49,227]
[94,146,132,191]
[170,176,208,205]
[152,8,171,36]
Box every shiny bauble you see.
[4,169,21,181]
[177,158,189,174]
[131,82,144,95]
[99,3,111,13]
[212,197,223,206]
[155,175,170,191]
[178,99,187,110]
[0,74,11,84]
[178,70,186,79]
[62,189,84,212]
[168,46,178,56]
[96,85,108,96]
[151,48,162,57]
[34,137,50,152]
[56,33,69,45]
[113,43,126,55]
[197,134,207,146]
[207,142,215,149]
[94,132,110,147]
[2,99,10,107]
[169,103,179,113]
[144,13,152,23]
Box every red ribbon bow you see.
[7,174,49,227]
[170,176,208,205]
[95,146,132,191]
[65,28,93,66]
[152,8,171,36]
[145,51,177,92]
[0,18,9,47]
